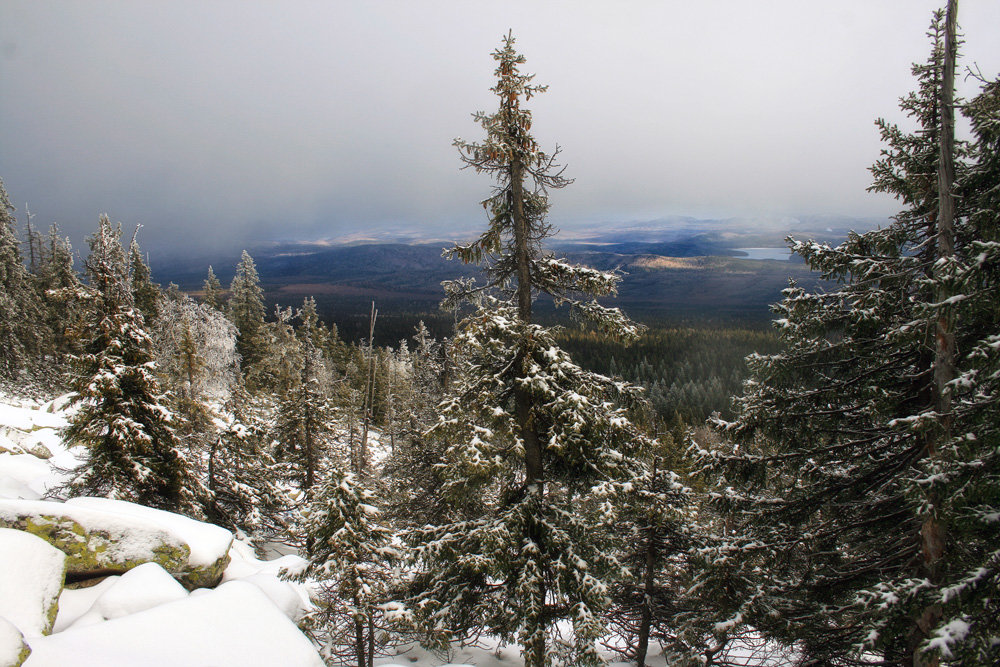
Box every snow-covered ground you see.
[0,392,674,666]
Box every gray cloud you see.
[2,0,998,253]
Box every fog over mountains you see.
[149,215,873,338]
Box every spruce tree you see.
[604,450,697,667]
[202,265,224,310]
[36,224,86,361]
[152,293,240,403]
[920,70,1000,665]
[695,7,999,663]
[128,231,161,324]
[273,339,335,491]
[298,466,398,667]
[206,385,288,540]
[228,250,267,377]
[0,179,42,381]
[406,33,650,666]
[382,323,451,528]
[62,216,202,513]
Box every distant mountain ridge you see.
[152,216,871,333]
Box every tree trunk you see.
[635,526,657,667]
[510,158,543,489]
[360,301,377,476]
[353,587,366,667]
[914,2,957,665]
[304,386,315,490]
[511,155,547,667]
[367,616,375,667]
[354,616,366,667]
[933,0,957,435]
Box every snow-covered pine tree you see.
[273,310,337,493]
[380,340,412,455]
[297,296,330,351]
[921,70,1000,664]
[128,230,161,324]
[153,293,240,404]
[607,443,696,667]
[694,7,997,663]
[228,250,267,383]
[35,224,86,362]
[207,384,289,541]
[406,33,650,666]
[202,265,224,311]
[298,466,398,667]
[0,178,43,381]
[382,322,451,528]
[151,295,220,488]
[62,216,203,513]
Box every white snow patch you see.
[51,577,119,633]
[0,528,66,638]
[68,563,188,629]
[0,403,66,432]
[222,538,311,620]
[0,454,54,500]
[926,618,971,659]
[23,581,325,666]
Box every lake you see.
[733,247,793,261]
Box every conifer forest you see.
[1,2,998,665]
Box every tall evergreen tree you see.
[228,250,267,377]
[152,293,241,403]
[919,68,1000,664]
[128,231,161,324]
[206,385,289,541]
[405,33,650,666]
[61,216,202,513]
[274,340,335,492]
[603,451,697,667]
[298,466,398,667]
[36,224,86,361]
[382,323,451,528]
[0,179,42,380]
[694,7,999,663]
[202,265,224,311]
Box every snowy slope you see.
[0,393,672,666]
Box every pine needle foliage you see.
[0,178,43,381]
[406,33,652,667]
[62,216,202,514]
[696,9,1000,663]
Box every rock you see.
[222,539,312,622]
[239,573,310,622]
[0,499,190,584]
[0,433,18,455]
[0,617,31,667]
[0,429,55,460]
[39,396,73,415]
[65,498,233,589]
[0,529,67,638]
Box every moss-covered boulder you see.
[0,529,67,639]
[0,500,190,584]
[64,498,233,590]
[0,617,31,667]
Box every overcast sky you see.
[2,1,999,252]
